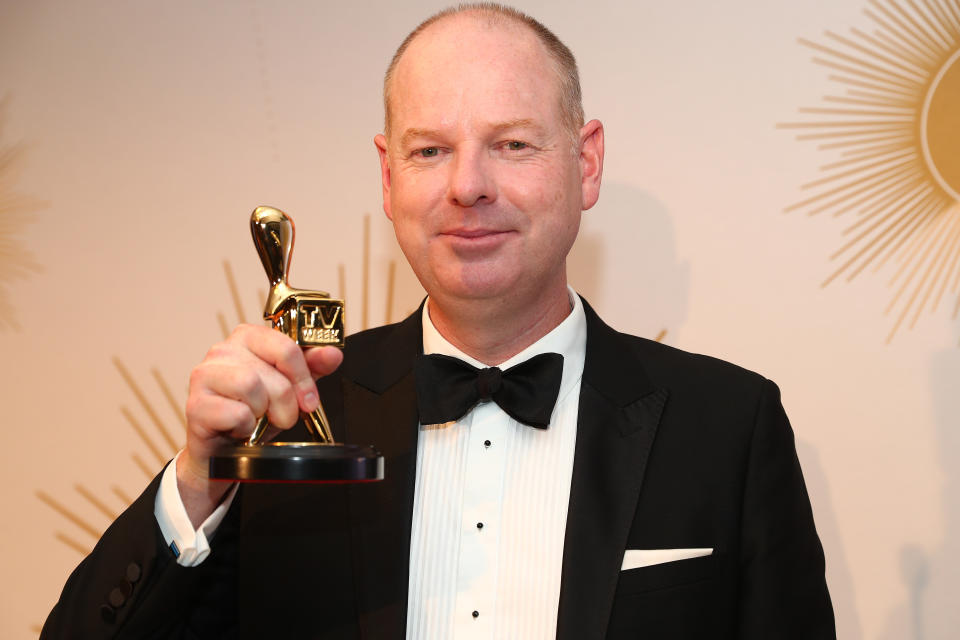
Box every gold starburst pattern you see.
[779,0,960,342]
[38,216,404,561]
[0,98,44,331]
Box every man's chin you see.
[430,272,520,305]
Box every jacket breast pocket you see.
[615,552,718,595]
[606,553,735,638]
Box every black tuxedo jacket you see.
[43,300,835,639]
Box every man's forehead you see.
[392,13,551,90]
[404,11,541,56]
[388,14,559,129]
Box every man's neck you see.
[426,281,573,366]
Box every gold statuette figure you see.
[208,206,383,483]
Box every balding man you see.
[43,5,835,639]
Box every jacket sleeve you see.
[736,379,836,639]
[40,465,240,639]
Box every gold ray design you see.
[74,483,119,521]
[111,485,133,505]
[779,0,960,343]
[38,221,406,562]
[35,491,101,540]
[0,98,45,331]
[36,359,189,559]
[114,358,182,455]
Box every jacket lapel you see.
[556,300,668,640]
[334,299,666,640]
[339,307,423,640]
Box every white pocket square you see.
[621,548,713,571]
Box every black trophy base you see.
[209,442,384,483]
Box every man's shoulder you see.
[582,298,769,397]
[592,319,774,413]
[619,331,766,388]
[601,329,783,448]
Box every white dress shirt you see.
[409,290,585,639]
[155,288,587,639]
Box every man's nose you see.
[447,148,495,207]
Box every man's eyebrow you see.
[490,118,540,133]
[397,120,544,148]
[398,128,442,148]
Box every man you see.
[42,4,835,639]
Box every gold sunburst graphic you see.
[36,214,406,552]
[779,0,960,343]
[0,98,44,331]
[33,214,412,632]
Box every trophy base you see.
[209,442,384,483]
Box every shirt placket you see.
[453,400,508,639]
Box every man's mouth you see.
[440,228,514,251]
[443,228,507,238]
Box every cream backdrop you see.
[1,0,958,638]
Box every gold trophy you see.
[209,206,384,482]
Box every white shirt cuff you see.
[153,450,238,567]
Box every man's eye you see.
[418,147,439,157]
[506,141,527,150]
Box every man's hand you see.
[177,324,344,527]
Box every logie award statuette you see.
[208,206,384,483]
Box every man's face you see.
[375,16,603,310]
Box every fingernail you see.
[303,391,319,411]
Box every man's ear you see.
[374,133,392,219]
[578,120,604,211]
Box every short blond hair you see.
[383,3,584,140]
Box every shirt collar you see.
[421,286,587,404]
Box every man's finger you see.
[187,391,258,445]
[304,346,344,379]
[232,325,319,413]
[256,364,301,429]
[192,361,270,418]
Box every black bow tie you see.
[414,352,564,428]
